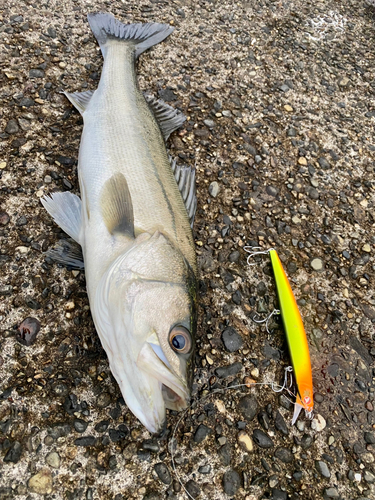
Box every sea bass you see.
[41,13,197,433]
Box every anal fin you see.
[41,192,82,244]
[100,173,134,238]
[145,94,186,141]
[63,90,95,115]
[170,158,197,227]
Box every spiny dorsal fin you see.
[170,158,197,228]
[145,94,186,141]
[63,90,95,115]
[100,173,134,237]
[41,191,82,244]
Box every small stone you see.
[74,419,88,433]
[266,185,279,197]
[16,215,27,226]
[284,105,293,112]
[222,327,243,352]
[203,119,215,128]
[364,470,375,483]
[338,76,350,87]
[28,469,53,494]
[4,441,22,463]
[194,424,211,443]
[311,414,326,432]
[16,317,41,346]
[229,250,240,263]
[154,463,171,485]
[298,157,307,165]
[318,157,330,169]
[275,411,288,436]
[74,436,96,446]
[97,392,111,408]
[142,439,159,453]
[239,395,259,421]
[274,447,293,463]
[364,432,375,444]
[222,470,241,496]
[362,244,371,253]
[253,429,274,448]
[315,460,330,478]
[272,489,287,500]
[218,436,227,446]
[45,451,60,468]
[5,119,19,134]
[29,69,45,78]
[208,181,220,198]
[238,431,253,451]
[215,362,242,378]
[198,464,211,474]
[185,480,200,498]
[311,258,324,271]
[59,61,67,69]
[0,162,7,169]
[0,212,10,225]
[324,487,339,498]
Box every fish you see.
[41,12,198,433]
[268,249,314,424]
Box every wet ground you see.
[1,0,375,499]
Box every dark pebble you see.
[74,436,96,446]
[198,464,211,474]
[0,212,10,225]
[215,362,242,378]
[275,411,288,435]
[25,296,41,310]
[324,487,339,498]
[154,463,171,484]
[239,395,259,421]
[264,343,280,360]
[315,460,330,478]
[109,427,127,442]
[222,327,243,352]
[274,447,293,463]
[142,439,159,452]
[266,185,279,197]
[222,470,241,496]
[218,443,231,465]
[52,382,69,397]
[293,471,303,481]
[318,157,330,169]
[16,317,41,346]
[185,480,200,498]
[29,69,45,78]
[96,392,111,408]
[194,424,212,443]
[253,429,274,448]
[229,250,240,262]
[301,434,313,449]
[16,215,27,226]
[3,441,22,463]
[158,88,177,102]
[364,432,375,444]
[73,419,88,433]
[95,420,109,433]
[5,119,19,134]
[143,491,161,500]
[272,489,287,500]
[232,290,242,305]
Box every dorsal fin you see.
[170,158,197,228]
[100,173,134,237]
[145,94,186,141]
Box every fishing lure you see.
[246,247,314,424]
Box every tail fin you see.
[87,13,174,58]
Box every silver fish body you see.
[42,13,197,433]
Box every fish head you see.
[96,231,197,433]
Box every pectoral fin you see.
[100,173,134,238]
[63,90,95,115]
[41,191,82,244]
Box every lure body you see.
[269,249,313,424]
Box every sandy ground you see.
[1,0,375,499]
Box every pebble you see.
[203,119,215,128]
[272,489,287,500]
[275,411,288,436]
[364,432,375,444]
[237,431,253,452]
[28,469,53,494]
[185,480,200,498]
[311,258,324,271]
[16,317,41,346]
[198,464,211,474]
[5,119,19,134]
[154,463,171,484]
[4,441,22,463]
[0,162,7,169]
[74,436,96,446]
[222,470,241,496]
[194,424,211,443]
[315,460,330,478]
[311,414,326,432]
[74,419,88,433]
[364,470,375,483]
[208,181,220,198]
[362,244,371,253]
[45,451,60,468]
[221,327,243,352]
[216,362,243,379]
[239,395,259,421]
[274,447,293,463]
[253,429,274,448]
[298,157,307,165]
[97,392,111,408]
[0,212,10,225]
[324,487,339,498]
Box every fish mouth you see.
[137,333,189,412]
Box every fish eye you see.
[169,326,191,354]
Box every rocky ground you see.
[1,0,375,499]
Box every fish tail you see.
[87,13,174,58]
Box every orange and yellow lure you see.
[268,249,314,424]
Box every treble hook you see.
[252,308,280,333]
[244,246,274,266]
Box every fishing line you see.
[170,366,296,500]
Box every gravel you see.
[1,1,375,499]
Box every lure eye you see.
[169,326,191,354]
